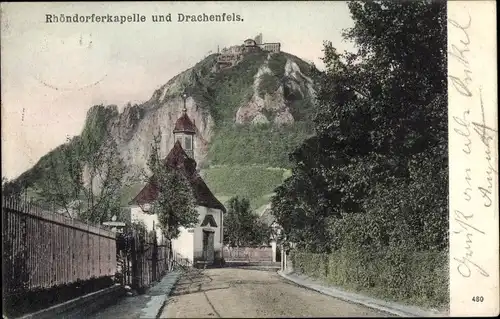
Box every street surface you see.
[161,268,391,318]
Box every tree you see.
[271,162,337,253]
[2,177,8,192]
[33,138,84,217]
[224,196,271,247]
[33,105,128,224]
[271,0,448,253]
[146,129,199,240]
[80,137,127,223]
[2,176,26,200]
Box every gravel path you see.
[161,268,392,318]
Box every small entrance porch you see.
[195,229,215,269]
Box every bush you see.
[3,276,114,318]
[290,249,448,309]
[288,98,316,122]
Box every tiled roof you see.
[173,112,196,134]
[130,141,226,213]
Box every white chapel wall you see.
[129,206,163,240]
[128,204,224,264]
[193,206,224,262]
[172,226,194,263]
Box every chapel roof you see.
[129,141,226,213]
[173,111,196,134]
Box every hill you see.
[4,46,318,211]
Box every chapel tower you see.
[173,92,196,159]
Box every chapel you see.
[129,96,226,266]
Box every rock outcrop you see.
[235,55,316,126]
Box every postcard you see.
[1,1,498,318]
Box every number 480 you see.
[472,296,484,302]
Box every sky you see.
[1,1,356,180]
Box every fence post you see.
[283,247,285,271]
[168,241,174,272]
[283,248,287,272]
[131,234,139,289]
[281,246,284,271]
[21,213,28,291]
[152,223,158,281]
[152,238,158,281]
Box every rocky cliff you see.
[7,49,318,204]
[101,50,317,178]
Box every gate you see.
[116,227,171,291]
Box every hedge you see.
[3,276,115,318]
[290,249,448,309]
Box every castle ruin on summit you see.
[215,33,281,71]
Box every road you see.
[161,267,391,318]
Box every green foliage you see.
[32,120,126,224]
[182,51,317,134]
[260,108,277,121]
[268,53,287,79]
[291,250,449,309]
[258,54,288,98]
[258,73,280,97]
[2,144,74,199]
[80,105,119,157]
[271,163,335,252]
[272,0,448,252]
[202,165,286,209]
[147,130,199,240]
[124,219,149,235]
[208,122,313,168]
[198,52,268,125]
[223,196,272,247]
[3,104,121,215]
[288,98,316,123]
[33,137,84,216]
[273,1,448,309]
